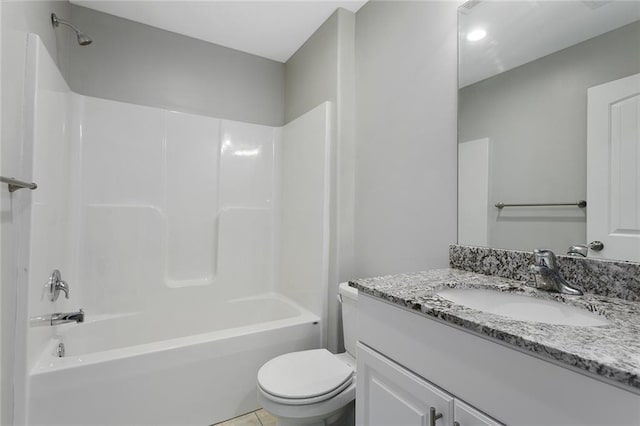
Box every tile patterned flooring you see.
[213,409,276,426]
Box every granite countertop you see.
[350,268,640,391]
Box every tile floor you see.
[213,409,276,426]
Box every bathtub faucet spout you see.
[30,309,84,327]
[51,309,84,325]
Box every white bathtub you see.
[27,294,321,425]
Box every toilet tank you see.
[338,282,358,357]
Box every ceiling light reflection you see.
[232,148,260,157]
[467,28,487,42]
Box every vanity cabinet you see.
[356,293,640,426]
[357,342,502,426]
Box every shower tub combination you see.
[20,35,331,425]
[28,296,320,425]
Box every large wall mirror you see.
[457,0,640,262]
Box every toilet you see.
[257,282,358,426]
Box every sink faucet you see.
[529,249,583,295]
[30,309,85,327]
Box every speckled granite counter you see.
[349,268,640,391]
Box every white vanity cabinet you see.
[357,342,502,426]
[356,293,640,426]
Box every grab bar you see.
[0,176,38,192]
[495,200,586,209]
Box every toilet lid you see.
[258,349,354,400]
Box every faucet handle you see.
[46,269,70,301]
[533,249,557,269]
[58,280,70,299]
[567,245,588,257]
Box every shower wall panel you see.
[217,208,273,299]
[72,96,277,314]
[74,96,169,314]
[22,35,331,342]
[219,120,274,209]
[277,102,332,327]
[165,111,219,287]
[24,32,74,384]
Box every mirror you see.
[457,0,640,262]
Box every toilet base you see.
[267,400,354,426]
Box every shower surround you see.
[17,35,332,425]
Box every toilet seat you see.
[258,377,353,405]
[257,349,354,405]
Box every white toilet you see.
[257,282,358,426]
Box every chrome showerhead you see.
[51,13,93,46]
[76,32,93,46]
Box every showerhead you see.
[76,32,93,46]
[51,13,93,46]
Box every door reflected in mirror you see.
[457,0,640,262]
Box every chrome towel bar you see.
[495,200,586,209]
[1,176,38,192]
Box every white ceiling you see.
[459,1,640,87]
[71,0,368,63]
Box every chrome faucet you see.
[529,249,583,295]
[51,309,85,325]
[30,309,85,327]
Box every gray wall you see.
[459,21,640,253]
[2,1,72,79]
[284,8,356,353]
[1,2,72,424]
[354,1,459,278]
[285,10,338,123]
[69,5,285,126]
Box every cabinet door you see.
[357,343,454,426]
[454,399,503,426]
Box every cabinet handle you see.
[429,407,443,426]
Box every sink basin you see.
[436,288,610,327]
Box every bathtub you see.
[26,294,321,425]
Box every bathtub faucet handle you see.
[58,279,70,299]
[46,269,70,301]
